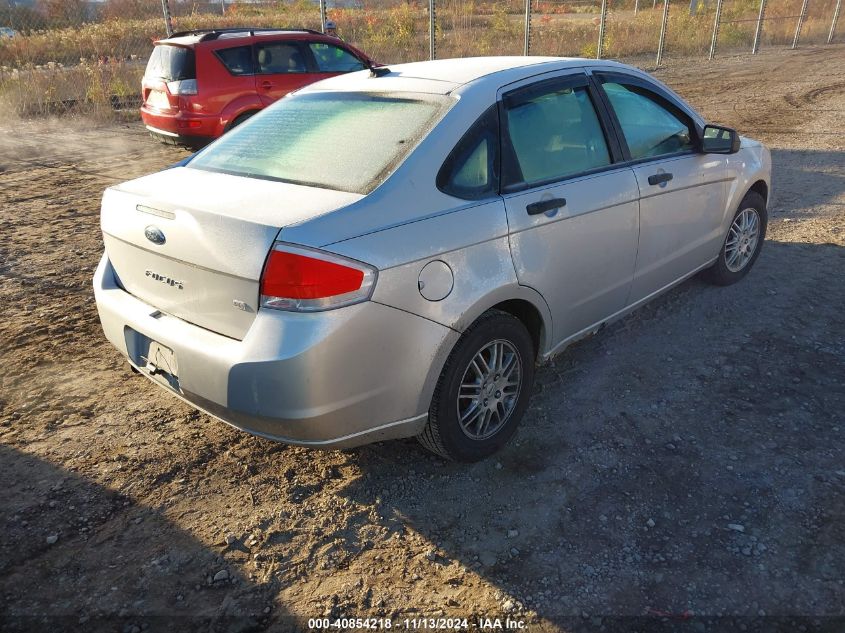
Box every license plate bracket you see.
[144,341,179,380]
[124,327,181,391]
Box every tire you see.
[702,190,767,286]
[419,309,535,462]
[227,110,258,132]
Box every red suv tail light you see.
[260,243,377,312]
[166,79,197,95]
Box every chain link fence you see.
[0,0,841,118]
[434,0,525,57]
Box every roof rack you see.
[167,27,323,41]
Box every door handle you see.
[526,198,566,216]
[260,80,273,90]
[648,172,673,186]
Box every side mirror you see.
[701,124,741,154]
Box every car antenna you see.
[368,61,390,78]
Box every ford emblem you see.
[144,226,166,245]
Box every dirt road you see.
[1,45,843,632]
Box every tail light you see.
[166,78,197,95]
[260,243,377,312]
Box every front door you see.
[592,72,728,304]
[500,73,641,351]
[305,41,368,82]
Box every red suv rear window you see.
[145,45,196,81]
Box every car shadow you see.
[0,443,295,633]
[333,235,845,627]
[5,148,842,631]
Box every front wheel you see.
[418,310,535,462]
[702,190,767,286]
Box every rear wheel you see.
[227,110,258,132]
[702,190,767,286]
[419,310,535,462]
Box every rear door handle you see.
[526,198,566,215]
[260,80,273,89]
[648,172,673,186]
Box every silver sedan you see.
[93,57,771,461]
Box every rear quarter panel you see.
[195,45,261,128]
[324,200,553,351]
[324,199,552,418]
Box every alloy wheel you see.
[725,207,761,273]
[456,339,523,441]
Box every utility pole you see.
[829,0,842,43]
[523,0,531,55]
[597,0,607,58]
[160,0,173,37]
[752,0,767,53]
[792,0,809,48]
[429,0,436,59]
[656,0,669,67]
[708,0,724,59]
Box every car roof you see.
[157,28,325,47]
[301,56,631,96]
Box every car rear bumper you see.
[93,253,458,448]
[145,125,214,148]
[140,106,221,144]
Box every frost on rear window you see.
[187,92,451,194]
[145,45,195,81]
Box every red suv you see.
[140,27,376,146]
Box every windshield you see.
[188,91,452,194]
[145,44,195,81]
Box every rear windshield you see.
[145,44,196,81]
[187,91,452,194]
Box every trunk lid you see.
[142,44,195,112]
[101,167,363,339]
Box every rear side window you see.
[256,42,307,74]
[437,106,499,200]
[503,81,610,188]
[189,92,452,194]
[145,45,195,81]
[215,45,253,76]
[309,43,367,72]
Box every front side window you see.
[189,92,452,194]
[256,42,307,74]
[309,43,367,72]
[215,45,253,76]
[600,80,694,159]
[503,81,611,188]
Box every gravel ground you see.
[1,45,844,632]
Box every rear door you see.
[253,39,313,105]
[591,71,728,304]
[207,44,258,115]
[500,72,641,350]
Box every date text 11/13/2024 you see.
[306,617,527,629]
